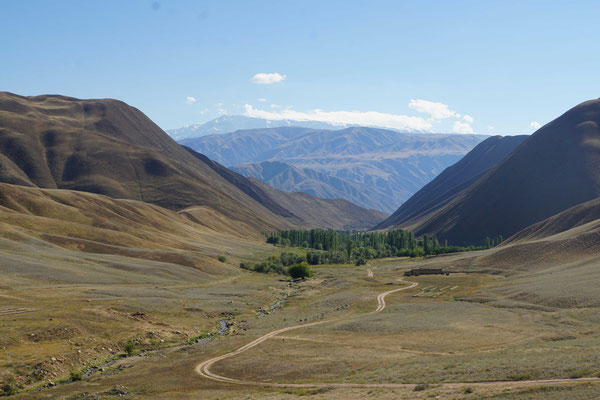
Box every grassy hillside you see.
[0,92,384,232]
[389,98,600,245]
[377,135,528,230]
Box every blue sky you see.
[2,0,600,134]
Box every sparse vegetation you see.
[124,342,136,356]
[69,369,82,381]
[414,383,430,391]
[568,368,592,379]
[507,373,532,381]
[1,376,18,396]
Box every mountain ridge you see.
[376,134,529,230]
[181,126,488,212]
[380,98,600,245]
[0,91,385,231]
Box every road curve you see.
[195,279,600,389]
[196,280,417,385]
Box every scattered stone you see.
[105,385,128,396]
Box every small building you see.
[404,268,449,276]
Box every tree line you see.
[266,228,501,264]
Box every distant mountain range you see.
[379,98,600,245]
[167,115,348,140]
[181,127,488,213]
[230,161,374,212]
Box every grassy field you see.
[4,248,600,399]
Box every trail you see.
[195,275,600,390]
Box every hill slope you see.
[183,147,386,230]
[505,196,600,244]
[0,92,384,231]
[0,92,299,232]
[386,98,600,245]
[230,161,373,209]
[181,127,487,212]
[246,177,388,231]
[376,135,528,230]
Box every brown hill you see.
[383,98,600,245]
[0,92,383,231]
[0,182,268,284]
[376,135,527,231]
[246,177,388,230]
[505,196,600,244]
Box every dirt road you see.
[196,280,417,385]
[195,279,600,389]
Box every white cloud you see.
[452,121,474,134]
[244,104,432,131]
[530,121,541,130]
[408,99,459,119]
[462,114,474,123]
[185,96,196,105]
[250,72,286,84]
[257,98,267,102]
[216,102,227,115]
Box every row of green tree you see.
[266,228,502,261]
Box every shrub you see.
[569,368,592,379]
[464,386,473,394]
[355,258,366,266]
[124,342,136,356]
[69,370,82,381]
[507,373,531,381]
[288,262,312,279]
[414,383,429,391]
[1,376,18,396]
[218,255,227,263]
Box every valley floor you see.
[5,251,600,399]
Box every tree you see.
[288,262,312,279]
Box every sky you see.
[2,0,600,135]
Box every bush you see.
[569,368,592,379]
[507,373,531,381]
[355,258,367,266]
[218,255,227,263]
[1,376,18,396]
[69,370,82,381]
[124,342,136,356]
[464,386,473,394]
[414,383,429,391]
[288,262,312,279]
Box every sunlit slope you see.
[0,182,269,285]
[0,91,296,231]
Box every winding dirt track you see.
[195,277,600,389]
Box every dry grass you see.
[4,229,600,399]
